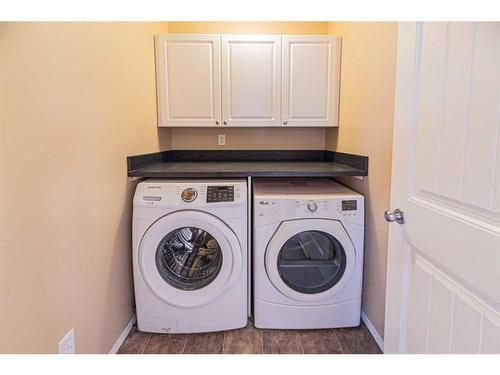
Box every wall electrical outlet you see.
[58,328,75,354]
[218,134,226,146]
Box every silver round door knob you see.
[384,209,405,224]
[223,120,228,125]
[283,121,288,125]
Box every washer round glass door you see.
[265,219,356,302]
[155,227,223,291]
[139,210,242,308]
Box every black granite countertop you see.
[127,150,368,178]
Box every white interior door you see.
[385,22,500,354]
[221,35,281,127]
[156,34,221,127]
[282,35,341,127]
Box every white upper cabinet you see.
[282,36,341,127]
[155,34,341,127]
[155,35,221,127]
[221,35,282,127]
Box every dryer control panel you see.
[254,197,364,226]
[336,199,362,219]
[341,199,357,211]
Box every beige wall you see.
[171,128,325,150]
[168,21,329,35]
[0,22,168,353]
[168,22,329,150]
[326,22,398,338]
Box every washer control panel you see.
[134,180,246,208]
[206,186,235,203]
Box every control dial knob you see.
[307,201,318,212]
[181,188,198,202]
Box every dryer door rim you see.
[265,218,356,302]
[138,209,243,308]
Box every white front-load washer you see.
[133,179,247,334]
[253,178,364,329]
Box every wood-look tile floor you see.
[118,321,382,354]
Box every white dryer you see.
[253,178,364,329]
[133,179,247,334]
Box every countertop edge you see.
[127,150,368,178]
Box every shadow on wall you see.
[334,173,385,319]
[99,177,140,352]
[328,127,339,150]
[158,127,172,151]
[329,126,391,336]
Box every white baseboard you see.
[109,314,136,354]
[361,310,384,353]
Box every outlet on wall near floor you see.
[58,328,75,354]
[218,134,226,146]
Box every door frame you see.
[384,22,421,354]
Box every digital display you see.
[207,186,234,203]
[342,200,357,211]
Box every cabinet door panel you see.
[282,36,341,127]
[222,35,281,127]
[156,34,221,127]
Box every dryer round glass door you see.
[277,230,346,294]
[156,227,223,291]
[138,210,242,308]
[265,219,356,302]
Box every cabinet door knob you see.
[283,121,288,125]
[223,120,228,125]
[215,120,220,125]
